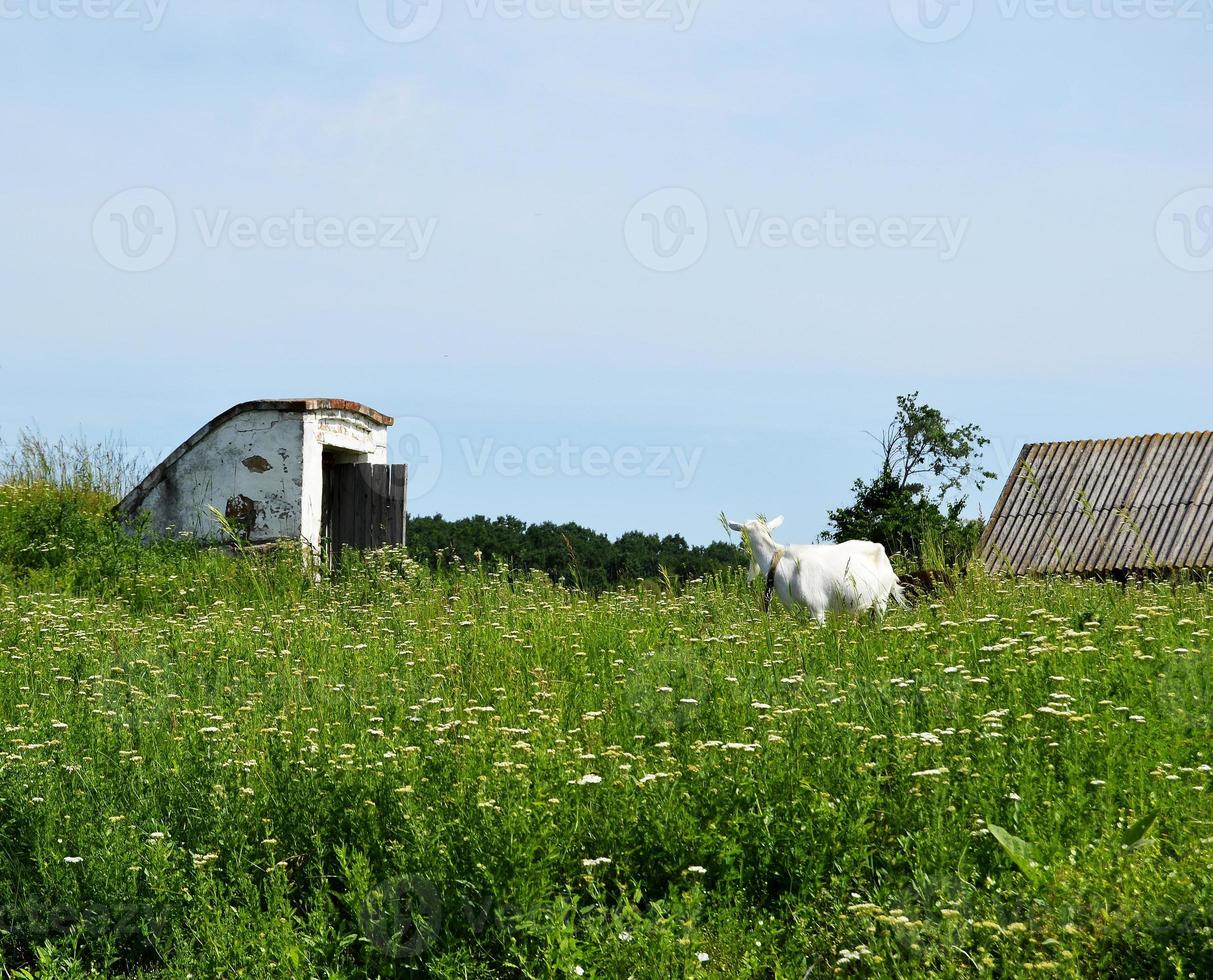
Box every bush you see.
[825,471,983,569]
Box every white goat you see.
[726,515,905,624]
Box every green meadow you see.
[1,483,1211,978]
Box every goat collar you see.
[762,547,786,612]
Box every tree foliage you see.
[826,393,992,567]
[406,514,745,591]
[874,392,995,500]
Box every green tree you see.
[610,530,662,581]
[404,514,745,590]
[826,393,993,567]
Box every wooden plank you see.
[383,465,399,546]
[361,464,376,549]
[334,464,348,563]
[355,464,370,550]
[376,464,390,547]
[341,464,359,556]
[370,464,387,548]
[385,467,398,547]
[393,464,408,546]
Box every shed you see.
[981,431,1213,576]
[116,399,407,561]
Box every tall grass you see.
[0,432,311,611]
[0,477,1211,976]
[0,427,145,498]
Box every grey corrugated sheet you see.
[982,432,1213,575]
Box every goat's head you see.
[725,515,785,582]
[727,521,786,582]
[725,515,784,537]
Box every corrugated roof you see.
[981,431,1213,575]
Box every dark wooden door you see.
[322,462,407,566]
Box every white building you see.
[116,399,406,558]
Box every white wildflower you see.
[571,774,602,786]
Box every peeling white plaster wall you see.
[133,408,389,552]
[135,410,305,544]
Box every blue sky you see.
[2,1,1211,544]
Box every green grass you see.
[0,488,1212,977]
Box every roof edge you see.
[232,399,393,427]
[1019,429,1212,450]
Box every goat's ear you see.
[726,519,744,532]
[766,515,785,530]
